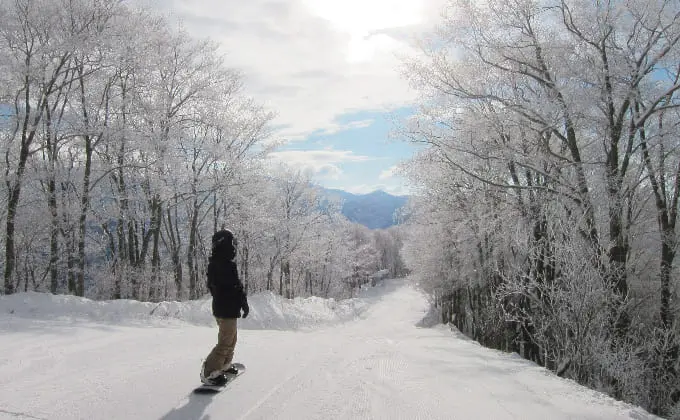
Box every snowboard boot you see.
[201,363,228,386]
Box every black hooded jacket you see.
[207,230,248,319]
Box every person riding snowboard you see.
[200,229,249,386]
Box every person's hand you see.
[241,302,249,318]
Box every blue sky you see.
[270,107,422,195]
[142,0,446,195]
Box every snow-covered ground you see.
[0,279,659,420]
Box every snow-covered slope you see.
[0,280,659,420]
[0,289,370,330]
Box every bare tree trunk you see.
[150,199,162,301]
[267,253,279,291]
[75,132,93,297]
[241,240,250,294]
[162,204,183,300]
[639,103,679,329]
[74,58,97,298]
[102,223,119,299]
[283,260,291,299]
[279,260,284,296]
[44,109,61,294]
[188,196,200,300]
[48,177,60,294]
[66,235,76,294]
[4,139,31,295]
[660,237,675,328]
[266,269,273,292]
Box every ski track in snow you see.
[0,279,661,420]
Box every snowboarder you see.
[200,229,249,386]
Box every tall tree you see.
[1,0,78,294]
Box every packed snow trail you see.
[0,280,657,420]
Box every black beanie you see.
[211,229,236,260]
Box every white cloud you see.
[341,183,411,196]
[268,149,372,180]
[379,165,397,180]
[318,119,375,136]
[137,0,447,140]
[315,164,343,180]
[269,149,372,164]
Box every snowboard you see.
[193,363,246,394]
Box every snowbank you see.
[0,288,373,331]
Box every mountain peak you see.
[366,189,389,196]
[322,188,408,229]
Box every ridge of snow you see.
[0,287,375,331]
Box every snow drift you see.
[0,288,373,331]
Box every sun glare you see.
[305,0,422,35]
[304,0,422,61]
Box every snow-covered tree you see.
[0,0,404,311]
[400,0,680,415]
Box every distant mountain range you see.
[323,189,409,229]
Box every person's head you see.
[211,229,236,261]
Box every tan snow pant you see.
[203,318,238,376]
